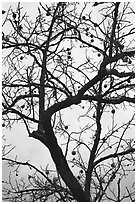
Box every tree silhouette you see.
[2,2,135,202]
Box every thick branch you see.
[100,50,135,72]
[82,95,135,104]
[39,3,63,130]
[42,68,134,118]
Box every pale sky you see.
[2,1,135,202]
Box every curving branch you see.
[94,148,135,167]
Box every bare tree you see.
[2,2,135,202]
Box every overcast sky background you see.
[2,0,135,202]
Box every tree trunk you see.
[40,111,89,202]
